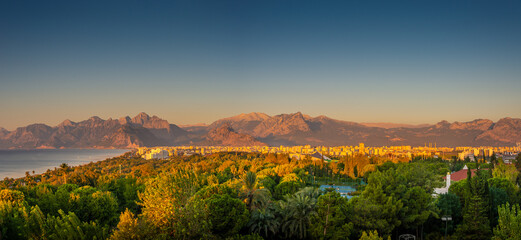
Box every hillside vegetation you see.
[1,152,521,239]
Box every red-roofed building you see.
[434,165,485,196]
[444,166,479,182]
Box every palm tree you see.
[295,186,322,199]
[248,206,280,239]
[279,191,318,239]
[243,171,257,190]
[242,172,270,211]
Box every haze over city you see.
[1,1,521,130]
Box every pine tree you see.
[491,153,497,165]
[456,170,491,239]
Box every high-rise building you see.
[359,143,365,155]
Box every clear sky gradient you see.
[1,0,520,130]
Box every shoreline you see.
[0,149,129,179]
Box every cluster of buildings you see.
[136,143,520,161]
[456,145,520,162]
[138,148,170,160]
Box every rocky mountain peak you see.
[119,116,132,125]
[212,112,271,124]
[449,119,494,131]
[253,112,311,137]
[58,119,75,127]
[88,116,103,122]
[208,112,271,134]
[234,112,271,121]
[293,111,304,117]
[496,117,520,126]
[490,118,521,132]
[475,117,521,143]
[0,127,8,137]
[131,112,151,125]
[435,120,451,129]
[129,112,170,129]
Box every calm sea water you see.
[0,149,128,179]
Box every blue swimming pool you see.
[320,185,356,199]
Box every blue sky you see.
[1,0,520,130]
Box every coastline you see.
[0,149,129,179]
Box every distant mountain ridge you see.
[1,112,520,149]
[360,122,431,129]
[0,113,189,149]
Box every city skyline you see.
[2,1,521,130]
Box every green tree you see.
[110,209,140,240]
[493,163,519,185]
[46,210,109,240]
[359,230,384,240]
[491,153,498,165]
[241,172,270,211]
[350,180,402,238]
[26,184,59,216]
[274,181,303,200]
[367,163,440,235]
[110,209,157,240]
[138,171,201,237]
[456,193,491,240]
[258,176,277,194]
[205,193,249,238]
[248,206,280,239]
[309,191,353,240]
[69,186,119,226]
[280,191,318,239]
[448,179,468,205]
[1,200,108,240]
[54,184,80,213]
[182,184,242,238]
[514,153,521,172]
[25,205,48,240]
[455,171,491,239]
[0,189,25,202]
[436,193,462,234]
[176,198,212,239]
[0,200,27,240]
[488,178,517,204]
[490,187,509,228]
[401,186,438,237]
[100,177,143,214]
[492,203,521,240]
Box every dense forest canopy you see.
[1,151,521,239]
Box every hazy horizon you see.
[2,1,521,130]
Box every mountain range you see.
[1,112,520,149]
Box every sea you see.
[0,149,128,179]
